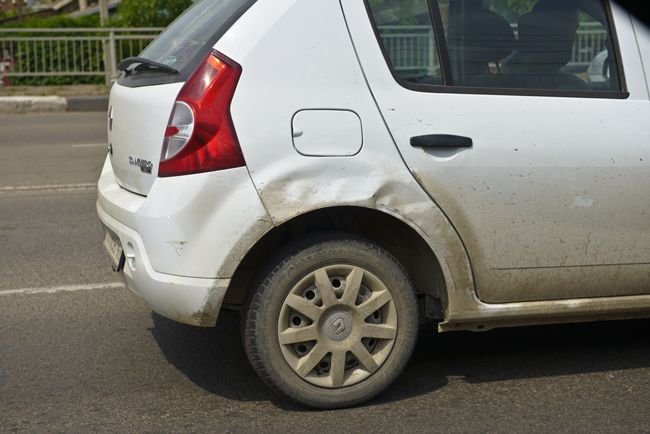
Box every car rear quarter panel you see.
[215,0,475,313]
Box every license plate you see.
[103,227,125,271]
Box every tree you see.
[487,0,536,20]
[117,0,193,27]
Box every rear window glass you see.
[120,0,255,87]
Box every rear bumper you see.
[96,156,273,327]
[98,202,227,327]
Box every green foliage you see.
[0,7,18,21]
[8,14,100,29]
[488,0,536,20]
[368,0,433,25]
[116,0,193,27]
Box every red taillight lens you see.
[159,51,245,177]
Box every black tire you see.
[243,233,418,409]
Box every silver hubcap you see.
[278,265,397,388]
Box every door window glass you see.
[367,0,623,93]
[441,0,620,91]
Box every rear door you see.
[343,0,650,303]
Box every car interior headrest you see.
[448,9,517,65]
[510,5,580,73]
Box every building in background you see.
[0,0,36,14]
[0,0,118,23]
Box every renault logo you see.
[331,317,346,335]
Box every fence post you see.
[104,31,117,86]
[109,30,117,81]
[0,52,11,89]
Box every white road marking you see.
[0,282,123,296]
[0,183,96,193]
[70,143,107,149]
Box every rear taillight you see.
[159,50,245,177]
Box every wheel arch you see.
[224,205,449,321]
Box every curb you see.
[0,96,66,114]
[0,95,109,114]
[67,96,109,112]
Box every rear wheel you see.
[243,234,418,408]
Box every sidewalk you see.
[0,85,110,114]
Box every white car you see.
[98,0,650,408]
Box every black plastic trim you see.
[428,0,453,85]
[113,253,126,273]
[411,134,473,148]
[603,0,627,92]
[362,0,630,100]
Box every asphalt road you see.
[1,113,650,433]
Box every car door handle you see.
[410,134,473,148]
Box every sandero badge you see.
[128,156,153,174]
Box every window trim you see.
[429,0,454,85]
[604,0,628,93]
[362,0,630,99]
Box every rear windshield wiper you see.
[118,57,179,75]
